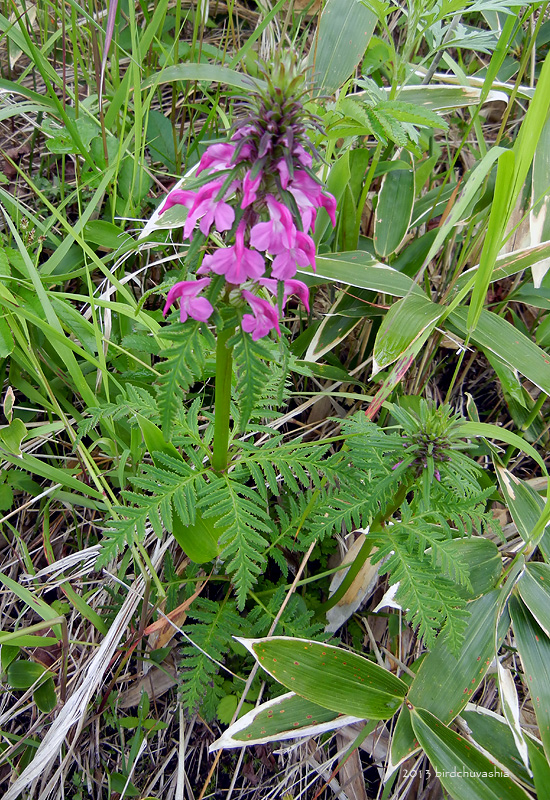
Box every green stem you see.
[212,325,235,474]
[316,479,412,617]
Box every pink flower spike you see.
[159,188,197,215]
[196,143,236,175]
[241,170,262,207]
[200,222,265,285]
[241,290,281,340]
[163,278,213,323]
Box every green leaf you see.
[374,156,415,257]
[389,705,421,773]
[373,293,443,373]
[441,538,502,600]
[509,596,550,763]
[7,660,51,689]
[0,573,63,639]
[309,0,376,95]
[517,563,550,637]
[411,706,532,800]
[83,220,134,251]
[449,307,550,400]
[0,417,27,456]
[33,676,57,713]
[494,463,548,543]
[467,148,515,333]
[0,450,104,500]
[407,591,506,726]
[530,115,550,287]
[0,315,14,357]
[239,636,407,720]
[211,691,361,750]
[301,251,424,297]
[172,511,220,564]
[461,707,536,789]
[146,109,177,171]
[461,421,548,476]
[141,64,265,92]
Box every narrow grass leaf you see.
[467,148,515,333]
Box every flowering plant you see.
[159,56,336,342]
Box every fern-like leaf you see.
[157,321,215,436]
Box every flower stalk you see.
[211,324,235,474]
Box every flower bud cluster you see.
[161,58,336,340]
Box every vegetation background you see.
[2,0,550,798]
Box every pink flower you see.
[259,278,310,312]
[241,170,262,207]
[288,170,337,230]
[198,222,265,285]
[271,231,316,280]
[249,195,296,253]
[163,278,213,323]
[196,143,236,175]
[183,181,235,239]
[159,188,196,215]
[241,290,281,340]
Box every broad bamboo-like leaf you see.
[374,155,415,257]
[509,596,550,763]
[530,116,550,287]
[411,706,532,800]
[450,307,550,401]
[372,293,443,374]
[388,705,422,777]
[357,84,510,111]
[210,691,363,750]
[461,421,547,476]
[461,707,535,789]
[497,662,529,770]
[309,0,376,95]
[407,591,506,727]
[365,344,417,419]
[300,251,423,297]
[141,64,265,92]
[517,563,550,639]
[238,636,407,720]
[494,463,549,543]
[456,239,550,291]
[440,538,502,600]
